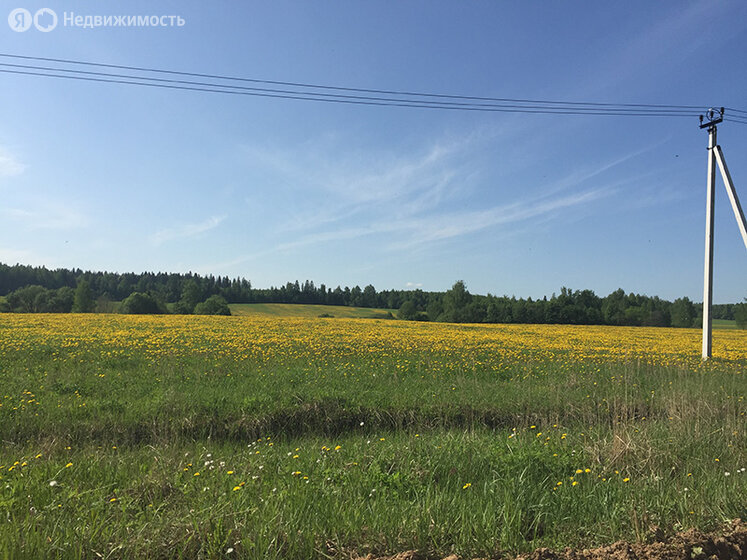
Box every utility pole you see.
[699,108,747,359]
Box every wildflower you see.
[65,462,73,468]
[462,483,471,489]
[232,486,241,491]
[193,472,200,477]
[49,480,58,487]
[623,477,630,483]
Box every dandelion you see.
[193,472,200,477]
[109,497,117,502]
[462,483,471,489]
[623,477,630,483]
[232,486,241,491]
[65,462,73,468]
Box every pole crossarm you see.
[714,145,747,252]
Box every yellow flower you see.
[623,477,630,482]
[109,497,117,502]
[232,486,241,491]
[65,462,73,468]
[227,470,234,475]
[193,472,200,477]
[462,483,471,489]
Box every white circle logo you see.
[34,8,57,32]
[8,8,32,31]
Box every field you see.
[229,303,396,319]
[0,314,745,559]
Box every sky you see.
[1,0,746,302]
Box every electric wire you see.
[4,67,708,117]
[0,62,701,114]
[1,53,744,122]
[0,52,711,112]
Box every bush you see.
[120,292,163,315]
[194,295,231,316]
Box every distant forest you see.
[0,263,744,328]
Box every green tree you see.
[735,300,747,329]
[178,279,202,314]
[441,280,472,322]
[72,280,95,313]
[671,297,696,328]
[6,285,48,312]
[397,300,418,320]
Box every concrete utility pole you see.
[699,108,747,359]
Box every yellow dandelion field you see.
[1,314,745,377]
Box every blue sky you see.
[1,0,746,302]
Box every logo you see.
[8,8,31,31]
[8,7,57,32]
[34,8,56,31]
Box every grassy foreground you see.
[0,314,744,559]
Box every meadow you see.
[0,314,744,559]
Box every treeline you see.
[0,263,744,326]
[397,282,746,328]
[0,263,252,303]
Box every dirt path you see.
[353,519,746,560]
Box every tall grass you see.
[0,315,744,558]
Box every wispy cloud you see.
[0,147,26,178]
[384,186,614,250]
[2,203,87,230]
[151,215,226,246]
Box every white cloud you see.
[2,203,87,230]
[0,147,26,178]
[151,215,226,246]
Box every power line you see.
[4,67,706,117]
[0,61,703,116]
[0,52,711,112]
[0,52,743,122]
[0,63,694,116]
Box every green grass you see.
[229,302,396,319]
[0,319,744,559]
[713,319,738,329]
